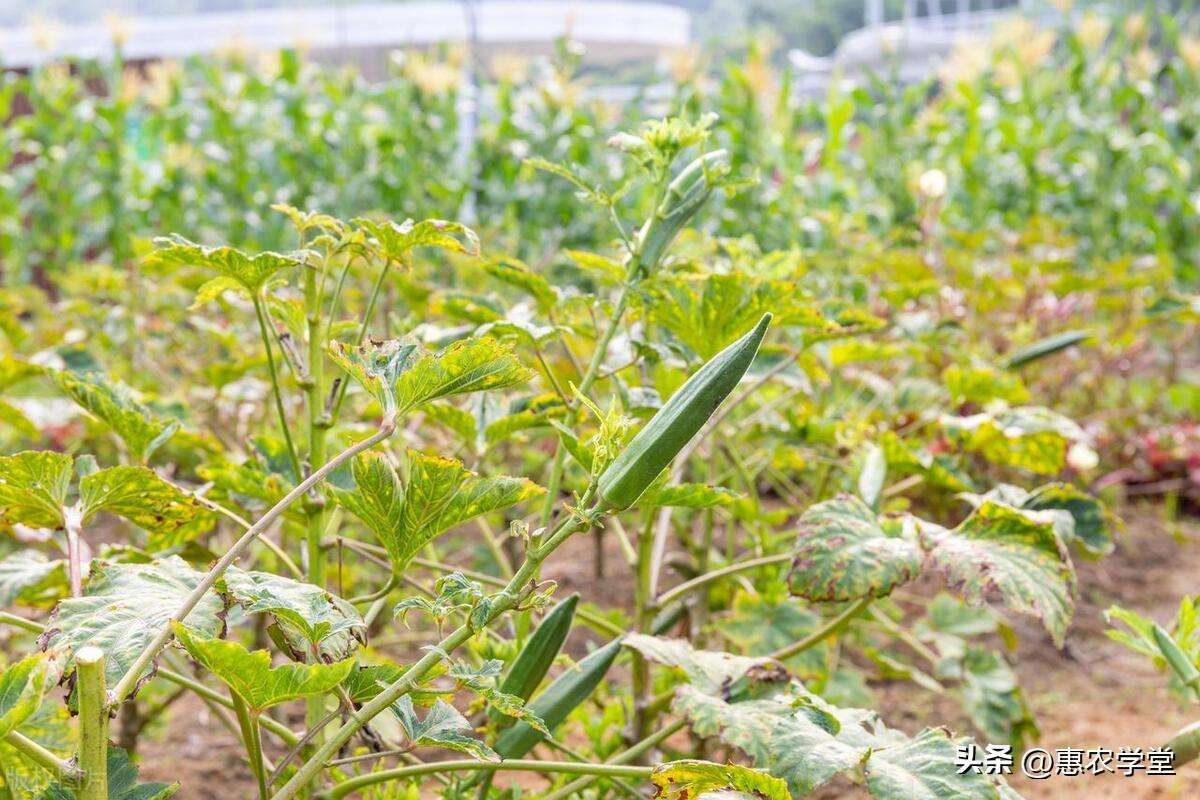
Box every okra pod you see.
[1153,624,1200,693]
[490,594,579,724]
[597,313,772,510]
[493,636,623,759]
[632,150,729,276]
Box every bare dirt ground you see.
[136,503,1200,798]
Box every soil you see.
[134,503,1200,799]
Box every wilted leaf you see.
[862,727,1001,800]
[45,557,223,698]
[171,623,353,712]
[79,466,216,552]
[333,451,542,574]
[0,451,72,531]
[789,495,924,602]
[49,371,177,464]
[651,760,790,800]
[222,568,365,661]
[392,696,498,762]
[923,502,1075,647]
[327,339,418,416]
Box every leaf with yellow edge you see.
[391,339,531,417]
[940,406,1086,475]
[79,466,216,552]
[171,623,354,713]
[0,653,54,739]
[49,371,177,464]
[0,451,72,531]
[650,760,790,800]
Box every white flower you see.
[918,168,948,200]
[1067,441,1100,472]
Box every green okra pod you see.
[1153,624,1200,693]
[1003,329,1091,369]
[493,636,624,759]
[632,149,729,277]
[597,313,772,510]
[490,593,579,725]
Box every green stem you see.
[3,731,80,782]
[540,279,635,527]
[108,420,396,705]
[628,511,655,748]
[0,612,42,633]
[329,257,393,425]
[770,597,873,662]
[655,553,792,609]
[273,501,597,800]
[320,759,650,800]
[233,695,268,800]
[76,647,108,800]
[1163,720,1200,769]
[303,251,329,735]
[544,718,686,800]
[253,294,303,482]
[158,664,300,745]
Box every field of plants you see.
[1,7,1200,800]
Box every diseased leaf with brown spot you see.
[79,466,216,552]
[789,494,924,602]
[0,451,72,531]
[923,502,1075,647]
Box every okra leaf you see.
[863,727,1001,800]
[392,696,499,762]
[327,339,419,416]
[923,502,1075,647]
[622,634,787,696]
[221,567,366,661]
[333,451,542,574]
[960,647,1038,748]
[0,699,71,799]
[49,371,177,464]
[788,495,924,602]
[148,235,306,293]
[171,623,353,713]
[650,760,790,800]
[674,683,1010,799]
[37,745,178,800]
[0,451,72,531]
[392,338,531,416]
[0,653,54,739]
[484,257,558,311]
[959,482,1112,556]
[342,662,407,704]
[45,557,224,699]
[79,466,216,552]
[0,551,67,608]
[355,218,480,261]
[713,592,831,680]
[940,406,1086,475]
[633,482,741,509]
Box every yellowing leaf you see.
[171,623,353,712]
[392,339,531,416]
[789,494,924,602]
[333,451,542,574]
[940,406,1085,475]
[651,760,790,800]
[79,466,216,552]
[392,696,498,762]
[622,634,787,696]
[0,451,72,531]
[355,217,479,262]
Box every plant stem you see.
[303,249,330,734]
[108,420,396,705]
[3,731,81,782]
[655,553,792,609]
[157,665,299,745]
[253,294,303,482]
[273,501,597,800]
[628,511,655,749]
[770,597,873,662]
[0,611,42,633]
[233,694,268,800]
[329,257,393,425]
[76,646,108,800]
[544,718,686,800]
[1163,720,1200,768]
[319,759,651,800]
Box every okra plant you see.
[0,99,1124,800]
